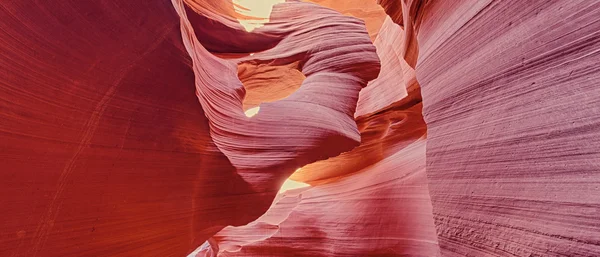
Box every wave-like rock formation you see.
[201,99,439,256]
[1,0,599,256]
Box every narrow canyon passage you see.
[1,1,599,257]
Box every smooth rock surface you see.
[0,1,229,256]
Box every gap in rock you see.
[236,60,308,189]
[183,1,282,54]
[237,61,306,112]
[232,0,286,32]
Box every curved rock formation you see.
[1,0,381,256]
[201,99,440,256]
[173,0,381,224]
[2,0,600,256]
[381,0,600,256]
[305,0,386,40]
[237,61,304,111]
[355,16,416,118]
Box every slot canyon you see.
[1,0,599,256]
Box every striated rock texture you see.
[378,0,600,256]
[200,99,440,257]
[190,1,437,256]
[355,16,416,118]
[0,1,217,256]
[173,0,380,224]
[2,0,600,256]
[201,0,600,256]
[1,0,382,256]
[305,0,386,40]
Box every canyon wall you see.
[407,0,600,256]
[1,0,387,256]
[200,99,438,257]
[1,0,599,256]
[195,1,438,256]
[201,0,600,255]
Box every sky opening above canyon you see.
[232,0,285,32]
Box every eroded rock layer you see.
[187,2,439,254]
[1,0,383,256]
[0,1,219,256]
[173,0,381,224]
[2,0,600,256]
[201,100,440,257]
[355,16,416,118]
[394,0,600,256]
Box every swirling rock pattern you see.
[189,2,437,255]
[1,0,381,256]
[355,16,416,118]
[172,0,381,220]
[200,100,440,257]
[305,0,386,40]
[2,0,600,256]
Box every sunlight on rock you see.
[187,240,210,257]
[244,106,260,117]
[232,0,285,32]
[279,169,310,193]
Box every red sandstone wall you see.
[0,1,224,255]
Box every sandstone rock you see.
[2,0,599,256]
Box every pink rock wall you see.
[355,16,416,118]
[172,0,381,216]
[409,0,600,256]
[188,2,438,255]
[306,0,386,40]
[201,101,440,257]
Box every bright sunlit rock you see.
[244,106,260,117]
[279,179,309,193]
[278,169,310,193]
[232,0,285,32]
